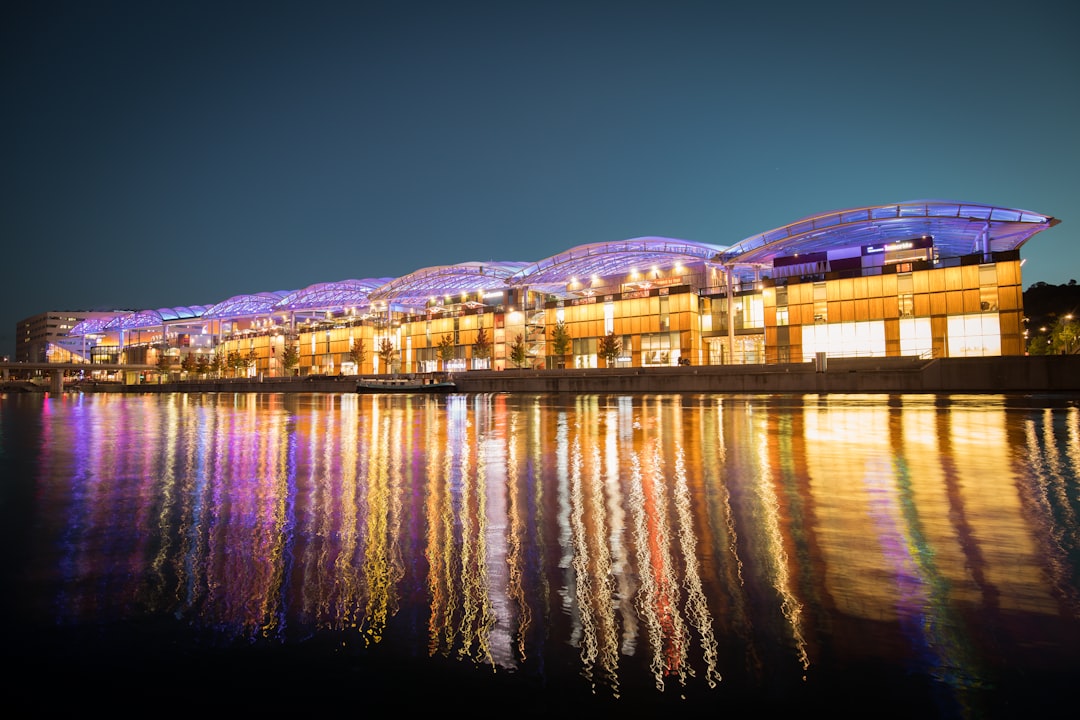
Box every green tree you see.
[348,338,367,371]
[1027,313,1080,355]
[196,355,210,376]
[437,334,456,369]
[155,351,172,378]
[208,353,224,378]
[1027,334,1052,356]
[509,333,528,369]
[1051,316,1079,354]
[281,342,300,376]
[598,332,622,366]
[378,338,397,373]
[226,350,241,377]
[473,325,492,361]
[181,353,197,375]
[549,321,571,356]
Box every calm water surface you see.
[2,391,1079,717]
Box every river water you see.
[2,391,1079,717]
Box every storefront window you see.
[947,313,1001,357]
[802,321,887,361]
[899,318,933,358]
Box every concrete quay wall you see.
[101,355,1080,396]
[453,356,1080,395]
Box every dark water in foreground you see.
[2,391,1079,717]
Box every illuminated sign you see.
[620,276,684,293]
[862,236,934,255]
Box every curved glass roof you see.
[719,200,1060,280]
[202,291,293,319]
[62,200,1059,331]
[370,262,531,306]
[68,315,119,337]
[103,305,212,331]
[276,278,391,312]
[508,238,727,290]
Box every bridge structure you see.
[0,361,156,393]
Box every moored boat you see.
[356,377,456,393]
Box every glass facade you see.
[54,201,1055,378]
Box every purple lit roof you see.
[67,201,1060,328]
[369,262,531,305]
[103,305,213,331]
[68,316,118,336]
[202,291,293,318]
[719,200,1060,282]
[508,238,727,292]
[276,278,391,312]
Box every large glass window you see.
[705,335,763,365]
[734,335,764,364]
[572,337,596,368]
[641,332,680,366]
[947,313,1001,357]
[900,318,934,357]
[737,294,765,329]
[802,321,886,361]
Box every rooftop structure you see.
[57,199,1059,375]
[718,200,1058,283]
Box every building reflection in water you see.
[32,391,1080,705]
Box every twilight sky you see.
[2,0,1078,358]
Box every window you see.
[947,313,1001,357]
[641,332,679,366]
[802,320,887,360]
[899,318,933,358]
[813,282,827,324]
[899,294,914,318]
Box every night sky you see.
[3,0,1078,358]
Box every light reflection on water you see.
[4,391,1080,714]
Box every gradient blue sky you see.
[3,0,1078,357]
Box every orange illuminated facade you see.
[59,201,1057,378]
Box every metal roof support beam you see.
[726,268,735,365]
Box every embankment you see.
[49,355,1080,395]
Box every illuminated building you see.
[65,200,1059,376]
[15,310,123,363]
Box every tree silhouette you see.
[281,342,300,376]
[437,334,456,369]
[549,321,571,356]
[348,338,367,370]
[598,332,621,365]
[378,338,397,373]
[509,333,528,368]
[473,325,492,360]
